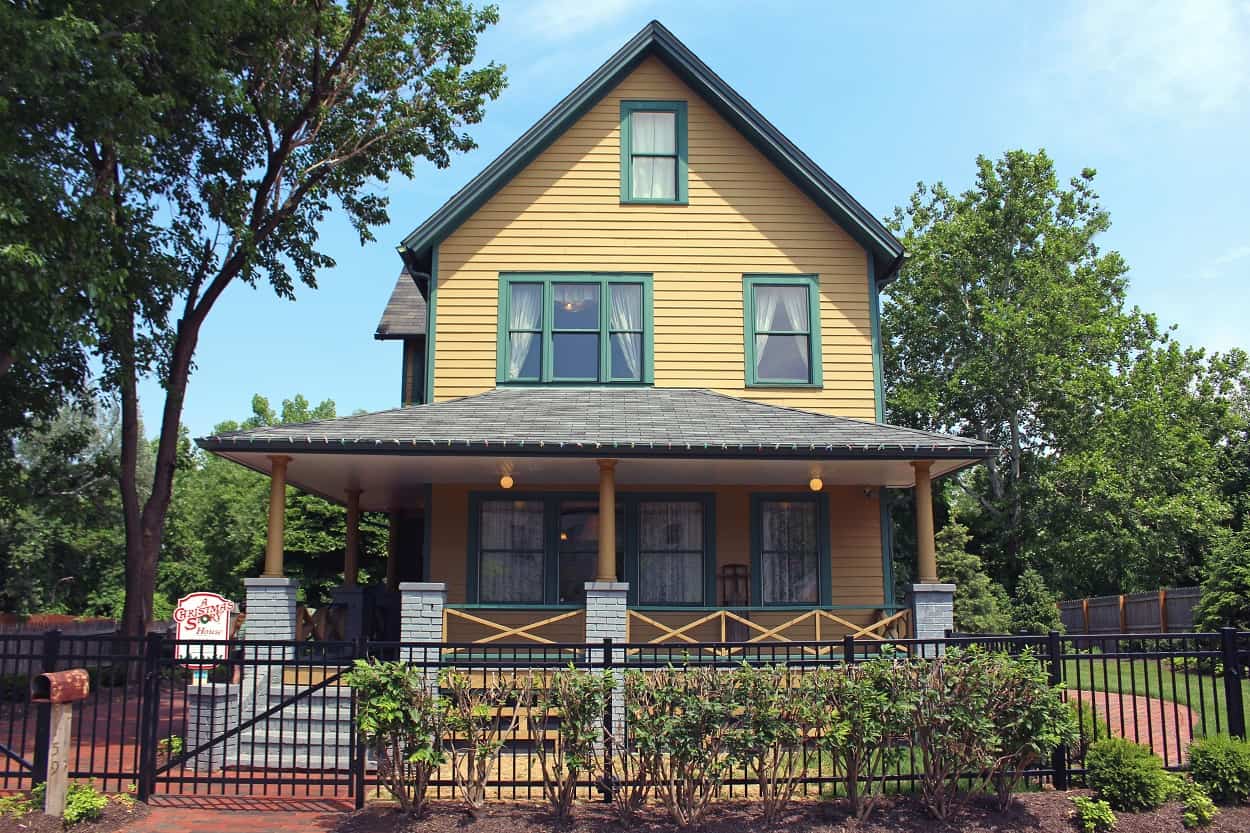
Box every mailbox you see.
[31,668,91,704]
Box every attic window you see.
[620,101,688,204]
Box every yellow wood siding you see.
[433,57,876,418]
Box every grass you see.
[1061,655,1249,740]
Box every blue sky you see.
[146,0,1250,439]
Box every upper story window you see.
[498,274,653,384]
[620,100,688,204]
[743,274,823,387]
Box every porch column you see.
[262,455,291,577]
[344,488,362,587]
[385,513,400,592]
[596,459,618,581]
[912,461,938,583]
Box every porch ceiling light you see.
[808,476,823,492]
[500,474,515,489]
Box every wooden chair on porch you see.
[718,564,750,643]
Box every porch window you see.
[620,100,688,204]
[556,500,623,604]
[498,274,653,385]
[752,495,829,606]
[743,275,822,387]
[636,501,704,605]
[478,500,545,604]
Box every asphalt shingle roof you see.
[374,270,427,339]
[196,388,995,461]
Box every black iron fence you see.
[0,629,1246,808]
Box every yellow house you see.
[197,21,992,648]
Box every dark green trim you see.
[423,245,439,404]
[496,273,654,385]
[400,340,411,406]
[749,492,831,607]
[619,100,688,204]
[466,490,716,606]
[742,274,823,388]
[878,488,895,607]
[397,21,904,283]
[868,252,885,422]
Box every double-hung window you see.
[499,274,652,384]
[620,101,688,204]
[743,275,822,386]
[751,494,829,606]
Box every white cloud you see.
[1196,242,1250,280]
[1212,244,1250,266]
[1063,0,1250,116]
[510,0,646,40]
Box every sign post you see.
[173,593,236,684]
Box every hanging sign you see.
[173,592,237,675]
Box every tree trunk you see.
[117,312,151,638]
[0,350,13,377]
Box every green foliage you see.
[1071,795,1117,832]
[0,790,35,818]
[347,659,446,815]
[440,668,528,817]
[1069,700,1111,767]
[1009,568,1062,634]
[1085,737,1171,812]
[936,517,1011,634]
[625,666,739,827]
[1196,529,1250,630]
[156,735,184,766]
[804,656,911,819]
[1172,775,1219,828]
[524,666,614,821]
[62,783,109,826]
[1188,735,1250,804]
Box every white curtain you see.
[508,284,542,379]
[630,111,676,200]
[638,501,702,604]
[479,501,543,603]
[610,285,642,379]
[779,285,809,368]
[760,501,818,604]
[753,285,780,359]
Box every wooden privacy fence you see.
[1059,587,1201,635]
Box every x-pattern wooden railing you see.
[625,607,911,656]
[443,607,584,650]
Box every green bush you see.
[524,666,614,822]
[63,783,108,826]
[0,790,36,818]
[1188,735,1250,804]
[441,667,528,818]
[1009,568,1063,634]
[347,659,447,816]
[1071,795,1116,832]
[1172,775,1218,828]
[1085,737,1171,811]
[1069,700,1111,766]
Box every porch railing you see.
[442,605,584,649]
[626,605,911,654]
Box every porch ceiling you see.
[210,451,973,512]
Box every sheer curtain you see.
[638,501,702,604]
[759,501,817,604]
[630,112,676,200]
[778,285,809,368]
[610,285,642,379]
[479,501,544,603]
[508,285,541,379]
[753,285,780,360]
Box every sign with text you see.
[173,592,236,670]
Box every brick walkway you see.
[128,798,347,833]
[1073,689,1196,766]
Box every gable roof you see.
[398,20,905,285]
[374,269,427,339]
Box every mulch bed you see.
[334,793,1250,833]
[0,799,148,833]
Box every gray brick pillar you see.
[184,683,241,771]
[243,577,298,642]
[585,581,628,738]
[400,582,446,691]
[330,584,366,640]
[910,582,955,657]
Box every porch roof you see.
[198,387,992,461]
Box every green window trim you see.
[742,274,823,388]
[749,492,832,607]
[619,100,688,205]
[466,491,716,607]
[496,273,654,385]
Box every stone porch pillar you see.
[910,460,953,648]
[400,582,446,691]
[585,581,627,738]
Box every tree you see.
[1195,529,1250,630]
[2,1,505,635]
[936,517,1011,634]
[1009,568,1062,634]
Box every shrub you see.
[156,735,184,767]
[1071,795,1116,832]
[524,666,614,822]
[1069,700,1111,766]
[0,790,36,818]
[441,668,530,817]
[1172,775,1218,828]
[1009,568,1063,634]
[804,656,912,820]
[1085,737,1171,811]
[1188,734,1250,804]
[937,517,1012,634]
[347,659,446,816]
[1196,528,1250,630]
[626,666,738,827]
[63,783,108,826]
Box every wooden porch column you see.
[385,513,400,592]
[262,456,291,577]
[596,459,618,582]
[913,460,938,583]
[344,488,362,587]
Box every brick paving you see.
[1073,689,1196,766]
[128,798,347,833]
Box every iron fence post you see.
[602,637,615,802]
[842,633,855,665]
[352,636,367,810]
[136,632,163,802]
[1047,630,1069,789]
[1221,627,1246,740]
[31,629,62,787]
